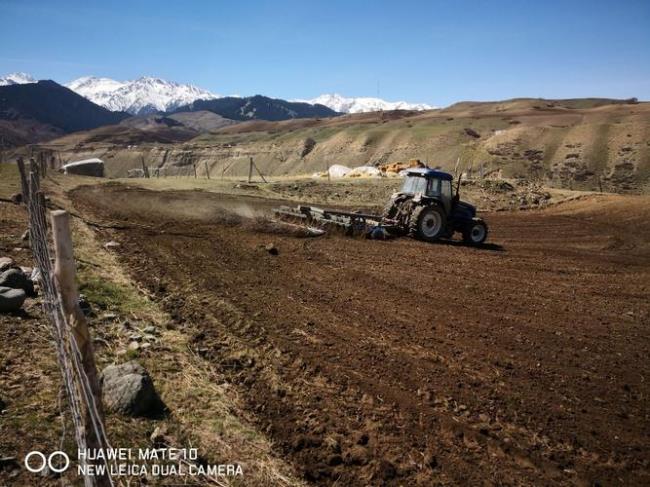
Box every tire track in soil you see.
[70,185,650,486]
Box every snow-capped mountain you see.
[2,72,433,116]
[66,76,220,115]
[0,72,36,86]
[296,93,434,113]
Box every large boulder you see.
[100,361,165,417]
[0,268,36,297]
[0,286,26,313]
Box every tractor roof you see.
[405,167,454,181]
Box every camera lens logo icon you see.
[25,451,70,474]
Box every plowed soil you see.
[70,184,650,486]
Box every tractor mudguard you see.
[450,200,476,222]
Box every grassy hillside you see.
[28,97,650,193]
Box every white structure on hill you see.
[62,158,105,177]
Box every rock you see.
[143,325,157,334]
[128,341,141,351]
[104,241,121,250]
[100,361,165,417]
[265,243,278,255]
[0,456,19,475]
[0,268,35,297]
[0,286,27,313]
[0,257,15,273]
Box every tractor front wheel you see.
[462,220,488,245]
[409,205,446,242]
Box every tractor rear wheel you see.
[409,205,446,242]
[382,199,398,220]
[462,220,488,245]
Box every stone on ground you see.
[100,361,165,417]
[0,286,27,313]
[0,268,36,297]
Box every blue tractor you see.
[382,168,488,244]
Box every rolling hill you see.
[33,97,650,193]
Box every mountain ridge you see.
[0,80,129,134]
[173,95,340,121]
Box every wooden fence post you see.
[252,159,268,183]
[204,161,210,179]
[248,157,254,183]
[140,156,150,178]
[16,157,30,203]
[50,211,105,452]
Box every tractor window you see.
[427,178,441,196]
[441,180,452,199]
[402,176,428,194]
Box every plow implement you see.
[273,205,398,238]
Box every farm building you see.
[62,158,105,177]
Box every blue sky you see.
[1,0,648,106]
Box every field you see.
[1,166,649,485]
[69,180,649,485]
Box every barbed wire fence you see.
[17,156,116,487]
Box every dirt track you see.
[70,184,650,486]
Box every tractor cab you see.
[401,168,454,214]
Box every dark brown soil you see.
[69,184,650,486]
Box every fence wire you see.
[20,159,115,487]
